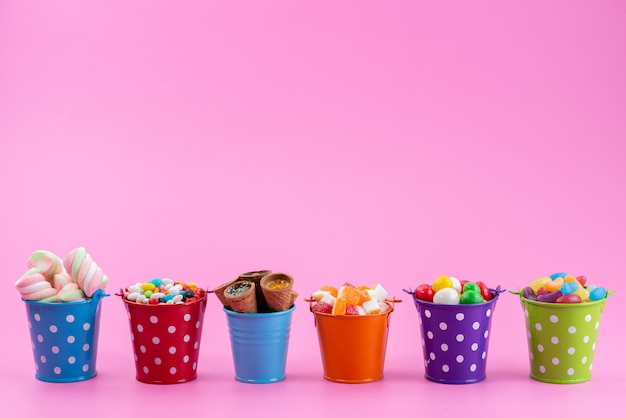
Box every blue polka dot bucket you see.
[409,287,503,384]
[23,289,107,382]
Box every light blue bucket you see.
[224,305,295,383]
[23,289,107,382]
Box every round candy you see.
[460,290,484,304]
[433,287,460,305]
[462,282,480,294]
[449,277,462,293]
[432,276,453,292]
[415,284,434,302]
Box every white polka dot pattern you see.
[415,294,499,383]
[124,298,207,383]
[522,299,605,383]
[24,296,102,382]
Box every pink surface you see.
[1,0,624,416]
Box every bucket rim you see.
[517,293,608,308]
[223,304,296,316]
[310,303,394,318]
[22,292,110,306]
[118,290,207,307]
[405,286,504,308]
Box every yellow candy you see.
[141,283,156,291]
[545,278,564,292]
[188,282,198,289]
[432,276,453,292]
[573,286,590,302]
[530,277,551,292]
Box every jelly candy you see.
[589,287,607,301]
[332,297,347,315]
[549,272,567,280]
[560,282,578,295]
[312,301,333,314]
[522,286,535,299]
[556,294,581,303]
[537,290,562,303]
[545,278,564,292]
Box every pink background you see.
[1,1,625,417]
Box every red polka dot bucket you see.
[121,293,208,384]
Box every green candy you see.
[460,290,484,304]
[463,282,480,294]
[144,290,153,298]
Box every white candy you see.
[162,278,174,286]
[371,284,388,302]
[378,301,390,312]
[166,299,174,304]
[142,298,149,304]
[363,299,382,314]
[320,294,336,306]
[172,294,183,303]
[128,285,142,294]
[136,294,146,304]
[151,292,165,299]
[312,290,330,301]
[356,306,366,315]
[449,277,462,293]
[126,292,141,301]
[169,287,180,296]
[433,287,460,305]
[164,283,173,290]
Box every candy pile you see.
[522,272,608,303]
[212,270,298,313]
[413,276,493,305]
[310,283,390,315]
[122,279,205,305]
[14,248,108,302]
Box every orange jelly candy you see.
[545,278,564,292]
[320,285,338,298]
[332,297,347,315]
[338,286,363,305]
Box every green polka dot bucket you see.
[518,294,608,383]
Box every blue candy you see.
[549,272,567,280]
[589,286,607,301]
[150,278,163,287]
[560,282,579,295]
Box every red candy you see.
[556,294,582,303]
[476,281,492,301]
[312,301,333,314]
[345,304,360,315]
[415,284,434,302]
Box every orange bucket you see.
[310,300,396,383]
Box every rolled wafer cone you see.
[212,279,239,308]
[289,290,298,307]
[238,270,271,312]
[224,280,257,313]
[260,273,295,312]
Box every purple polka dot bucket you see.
[408,286,503,384]
[23,289,107,382]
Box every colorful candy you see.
[521,273,608,304]
[14,248,105,303]
[413,276,496,305]
[311,283,390,316]
[123,278,204,305]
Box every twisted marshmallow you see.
[64,247,108,297]
[14,268,58,301]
